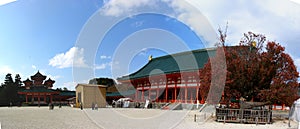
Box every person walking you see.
[80,102,83,110]
[95,103,98,110]
[92,102,95,110]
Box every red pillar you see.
[196,80,199,103]
[165,79,168,102]
[44,95,46,103]
[38,93,40,105]
[282,104,285,110]
[190,91,193,103]
[135,88,138,102]
[142,83,144,102]
[180,89,183,102]
[174,78,177,102]
[60,96,62,103]
[25,94,28,103]
[50,95,53,103]
[185,79,188,103]
[171,89,174,102]
[31,95,33,102]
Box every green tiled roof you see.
[59,91,76,96]
[18,87,76,96]
[18,86,57,93]
[118,48,216,80]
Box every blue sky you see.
[0,0,300,90]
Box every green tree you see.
[0,73,22,106]
[14,74,22,87]
[63,87,69,91]
[89,78,116,86]
[4,73,14,85]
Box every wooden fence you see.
[216,108,272,124]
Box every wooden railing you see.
[216,108,272,124]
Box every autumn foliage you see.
[200,32,299,106]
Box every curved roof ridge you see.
[117,47,217,81]
[151,47,217,61]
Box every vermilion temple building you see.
[117,48,216,104]
[18,71,75,105]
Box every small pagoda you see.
[18,71,59,105]
[23,71,55,89]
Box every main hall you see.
[117,48,216,104]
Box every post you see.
[267,110,271,124]
[194,114,196,122]
[255,116,258,125]
[240,108,244,123]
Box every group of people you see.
[112,99,131,108]
[111,99,153,109]
[91,103,98,110]
[49,103,55,110]
[48,103,62,110]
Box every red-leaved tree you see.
[200,32,299,106]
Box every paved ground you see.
[0,106,298,129]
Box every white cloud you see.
[290,0,300,5]
[47,75,61,80]
[166,0,300,70]
[160,0,300,48]
[95,62,112,70]
[62,81,77,90]
[101,0,155,16]
[173,1,219,46]
[49,47,88,68]
[95,64,106,70]
[100,0,219,46]
[99,0,300,45]
[131,21,144,27]
[100,55,111,59]
[0,0,17,6]
[62,80,89,90]
[31,65,37,70]
[100,0,300,74]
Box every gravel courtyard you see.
[0,106,298,129]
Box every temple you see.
[18,71,75,105]
[117,48,216,104]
